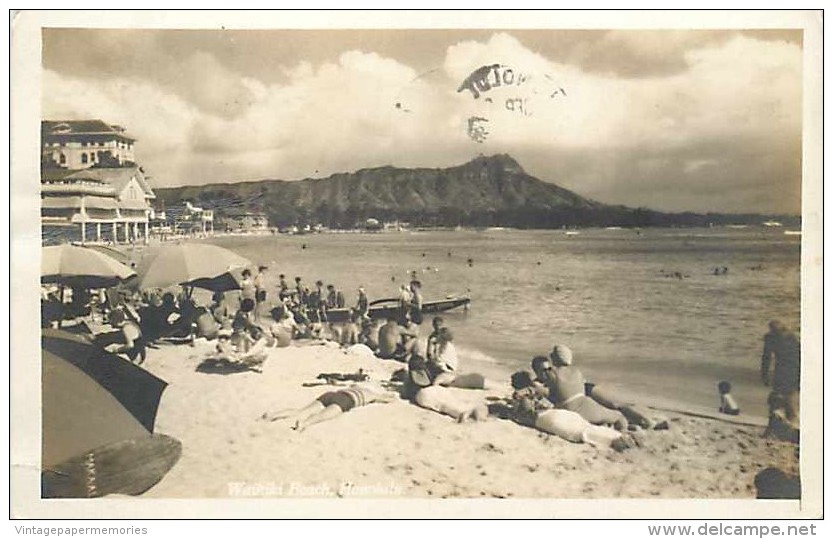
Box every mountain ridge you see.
[153,154,799,229]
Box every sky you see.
[42,28,804,214]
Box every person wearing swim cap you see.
[535,345,628,431]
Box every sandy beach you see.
[141,339,799,499]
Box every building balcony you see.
[41,182,117,196]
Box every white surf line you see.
[646,403,769,428]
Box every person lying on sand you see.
[405,354,489,423]
[508,371,641,452]
[533,348,629,431]
[261,382,396,432]
[584,383,669,430]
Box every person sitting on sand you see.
[377,315,410,360]
[223,325,269,372]
[405,354,489,423]
[533,348,628,431]
[195,306,220,340]
[426,316,445,362]
[261,382,397,432]
[210,291,232,328]
[398,312,421,361]
[421,327,493,390]
[359,318,380,351]
[763,392,799,444]
[96,306,147,365]
[509,371,640,451]
[429,327,459,372]
[718,380,741,416]
[151,292,180,339]
[269,306,299,347]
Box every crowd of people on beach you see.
[42,265,432,373]
[42,255,802,456]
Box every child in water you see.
[718,380,741,416]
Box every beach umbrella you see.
[135,243,252,292]
[42,244,136,289]
[79,244,134,268]
[41,329,181,498]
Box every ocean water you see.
[199,227,801,416]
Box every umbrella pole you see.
[58,285,64,329]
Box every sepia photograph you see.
[10,10,823,520]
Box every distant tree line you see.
[170,193,800,230]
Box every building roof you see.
[42,120,136,141]
[40,168,79,182]
[62,167,155,199]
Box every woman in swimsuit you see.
[509,371,639,451]
[534,347,629,431]
[261,383,396,432]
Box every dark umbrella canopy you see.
[42,244,136,289]
[135,243,252,291]
[41,329,169,468]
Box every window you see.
[59,154,66,165]
[81,153,88,164]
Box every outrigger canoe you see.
[324,294,471,323]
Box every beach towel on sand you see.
[196,356,264,374]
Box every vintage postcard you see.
[10,10,823,519]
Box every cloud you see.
[41,30,803,214]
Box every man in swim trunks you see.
[377,315,406,359]
[261,383,395,432]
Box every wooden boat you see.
[324,294,471,323]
